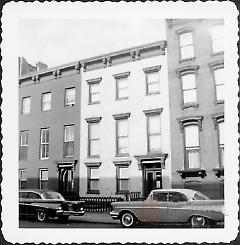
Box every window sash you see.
[117,167,129,192]
[64,125,74,142]
[89,168,99,191]
[185,125,199,147]
[40,169,48,181]
[147,72,160,94]
[42,93,51,111]
[20,131,29,146]
[179,32,194,59]
[89,84,100,103]
[216,84,224,101]
[41,129,49,144]
[183,89,197,104]
[22,97,30,114]
[211,25,224,53]
[89,139,99,156]
[19,169,27,181]
[186,147,200,168]
[65,88,75,106]
[147,115,161,152]
[64,141,74,157]
[116,119,129,154]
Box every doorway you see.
[144,169,162,197]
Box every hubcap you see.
[38,211,45,221]
[122,214,133,226]
[192,216,205,227]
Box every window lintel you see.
[176,28,194,35]
[113,160,131,166]
[178,116,203,133]
[143,65,161,74]
[113,112,131,120]
[84,162,102,167]
[86,77,102,85]
[208,60,224,71]
[212,113,224,129]
[113,71,130,79]
[143,108,163,116]
[85,116,102,123]
[176,65,199,77]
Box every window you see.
[143,109,162,153]
[40,128,49,159]
[218,121,224,167]
[116,166,129,193]
[22,97,30,114]
[39,169,48,189]
[179,31,194,60]
[116,77,128,100]
[184,125,200,169]
[41,92,51,111]
[19,130,29,160]
[19,169,27,189]
[88,167,99,194]
[27,192,41,199]
[64,125,74,157]
[113,113,130,156]
[181,73,197,104]
[87,77,102,104]
[214,68,224,101]
[65,87,75,107]
[152,192,168,202]
[86,117,102,157]
[143,66,161,95]
[169,192,187,202]
[210,25,224,53]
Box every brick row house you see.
[19,19,224,199]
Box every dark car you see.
[19,189,85,222]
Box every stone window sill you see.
[177,168,206,179]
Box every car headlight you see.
[58,206,62,210]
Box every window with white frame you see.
[40,128,49,159]
[214,68,224,101]
[181,73,197,104]
[116,77,128,100]
[39,169,48,189]
[22,97,31,115]
[144,109,162,153]
[218,121,224,167]
[87,78,102,104]
[210,25,224,53]
[116,166,129,193]
[88,167,99,193]
[19,130,29,160]
[19,169,27,189]
[184,125,200,169]
[65,87,75,107]
[41,92,51,111]
[143,66,161,95]
[64,125,74,157]
[86,117,102,157]
[179,31,194,60]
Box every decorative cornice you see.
[32,75,40,83]
[113,112,131,120]
[143,65,161,74]
[130,50,141,61]
[113,160,131,166]
[176,27,194,35]
[212,113,224,129]
[53,69,62,78]
[113,71,130,79]
[176,65,199,77]
[208,60,224,71]
[85,116,102,123]
[75,62,82,73]
[84,161,102,167]
[143,108,163,116]
[86,77,102,85]
[177,116,203,133]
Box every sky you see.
[18,19,166,68]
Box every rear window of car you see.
[193,192,209,200]
[27,192,42,199]
[169,192,188,202]
[42,192,64,200]
[152,192,168,202]
[19,192,28,198]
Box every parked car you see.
[110,189,224,228]
[19,189,85,222]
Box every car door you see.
[24,192,42,216]
[167,192,189,223]
[140,191,169,222]
[19,191,28,216]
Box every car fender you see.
[118,209,139,220]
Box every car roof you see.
[150,189,197,197]
[19,189,56,194]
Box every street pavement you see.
[19,212,224,228]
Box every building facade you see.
[19,62,82,199]
[79,41,171,198]
[166,19,224,199]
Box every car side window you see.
[169,192,188,202]
[27,192,41,199]
[19,192,28,198]
[152,192,168,202]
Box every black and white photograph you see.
[1,1,239,244]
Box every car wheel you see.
[191,216,206,228]
[121,212,136,228]
[58,216,69,222]
[36,209,47,222]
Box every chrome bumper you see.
[56,210,85,216]
[110,211,120,220]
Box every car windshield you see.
[193,192,209,200]
[42,192,65,200]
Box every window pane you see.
[181,45,194,59]
[148,82,160,94]
[147,72,159,84]
[216,85,224,101]
[187,149,200,168]
[183,89,197,103]
[180,32,193,46]
[91,83,99,93]
[41,129,49,143]
[118,137,128,154]
[65,88,75,105]
[91,168,99,179]
[118,78,128,89]
[211,25,223,40]
[182,74,196,90]
[118,120,128,136]
[185,125,199,147]
[42,93,51,110]
[214,68,224,85]
[149,116,160,134]
[119,167,129,178]
[41,170,48,180]
[90,123,99,139]
[118,88,128,98]
[119,179,129,191]
[91,93,100,103]
[90,180,99,190]
[20,170,27,180]
[90,140,99,156]
[149,135,161,151]
[218,122,224,145]
[64,141,74,157]
[65,126,74,141]
[21,131,28,146]
[22,97,30,114]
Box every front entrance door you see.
[145,169,162,197]
[59,167,74,196]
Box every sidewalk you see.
[74,212,119,224]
